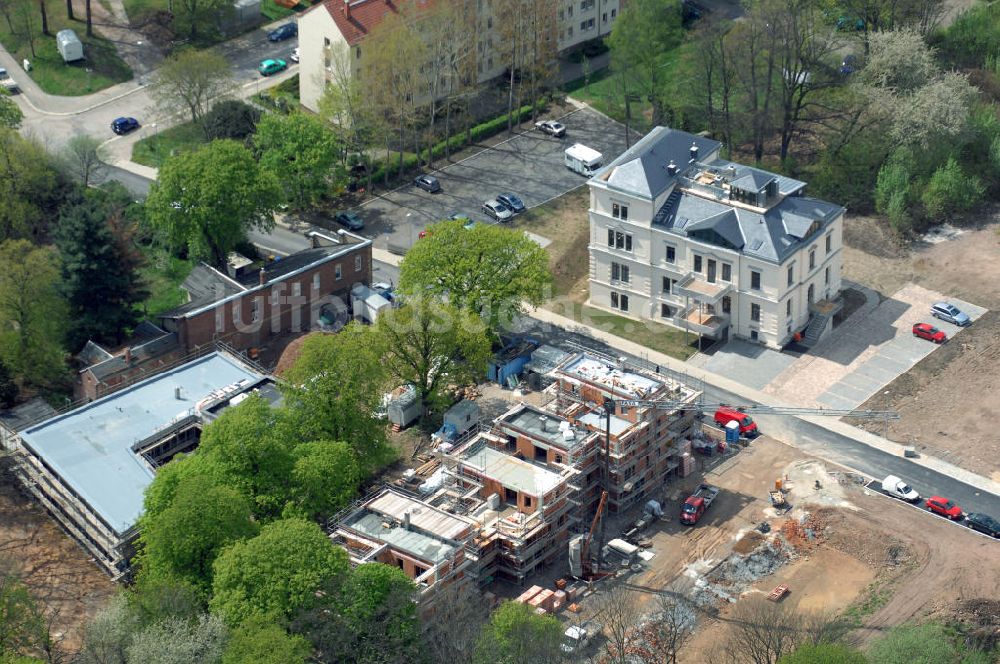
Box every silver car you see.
[931,302,970,326]
[482,199,513,222]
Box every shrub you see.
[203,100,261,142]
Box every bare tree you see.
[421,583,489,663]
[720,597,798,664]
[631,593,696,664]
[62,134,107,188]
[148,50,236,126]
[693,20,737,150]
[596,585,642,664]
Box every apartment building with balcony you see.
[587,126,846,349]
[551,352,701,514]
[298,0,619,113]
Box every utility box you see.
[56,29,84,63]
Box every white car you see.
[482,199,513,222]
[290,47,300,63]
[535,119,566,137]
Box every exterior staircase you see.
[800,299,844,348]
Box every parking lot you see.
[352,106,629,251]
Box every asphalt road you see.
[15,20,298,155]
[351,107,630,251]
[517,318,1000,522]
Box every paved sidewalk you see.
[525,305,1000,499]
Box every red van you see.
[713,407,759,437]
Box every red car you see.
[925,496,963,520]
[912,323,947,343]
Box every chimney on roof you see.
[124,346,133,364]
[258,267,266,286]
[403,511,411,530]
[174,387,183,400]
[666,161,678,176]
[690,142,699,162]
[343,0,350,17]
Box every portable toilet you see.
[56,29,84,63]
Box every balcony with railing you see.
[675,274,732,303]
[676,306,729,338]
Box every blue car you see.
[111,117,139,135]
[267,23,297,42]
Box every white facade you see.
[298,0,620,113]
[587,128,845,350]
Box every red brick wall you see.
[168,246,371,352]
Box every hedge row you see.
[367,103,542,185]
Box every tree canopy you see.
[222,616,310,664]
[210,518,349,626]
[146,140,281,269]
[375,299,491,420]
[55,193,148,350]
[0,91,23,130]
[138,473,258,596]
[290,440,361,521]
[149,50,236,125]
[281,325,390,469]
[398,220,552,335]
[293,563,421,664]
[0,240,66,387]
[0,130,63,243]
[254,113,342,209]
[473,601,565,664]
[203,100,261,142]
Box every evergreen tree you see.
[55,195,148,350]
[0,359,16,408]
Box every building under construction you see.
[345,350,703,592]
[2,350,278,577]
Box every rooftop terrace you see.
[559,355,664,399]
[498,404,593,451]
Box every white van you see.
[881,475,920,502]
[565,143,603,177]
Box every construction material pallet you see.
[767,584,789,602]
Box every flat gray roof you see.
[499,404,591,451]
[19,353,268,535]
[461,440,562,496]
[344,511,458,564]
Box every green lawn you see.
[0,0,132,95]
[261,0,302,21]
[138,248,194,317]
[132,121,206,167]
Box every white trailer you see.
[564,143,603,177]
[56,29,84,63]
[350,283,391,323]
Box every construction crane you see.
[578,490,610,579]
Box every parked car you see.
[334,211,364,231]
[258,59,288,76]
[713,407,758,437]
[931,301,970,326]
[496,192,525,213]
[413,174,441,193]
[925,496,963,520]
[965,512,1000,538]
[912,322,947,343]
[482,199,513,222]
[0,67,18,93]
[881,475,920,502]
[111,116,140,135]
[267,23,297,42]
[535,119,566,137]
[290,47,300,63]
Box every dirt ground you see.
[561,435,1000,663]
[0,464,115,656]
[514,186,591,303]
[843,212,1000,480]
